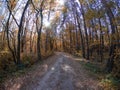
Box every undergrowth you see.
[80,61,120,90]
[0,51,54,85]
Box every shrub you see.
[0,50,13,71]
[21,53,36,67]
[100,74,120,90]
[112,48,120,78]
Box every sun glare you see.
[58,0,65,6]
[44,21,50,27]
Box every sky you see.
[44,0,66,27]
[0,0,67,29]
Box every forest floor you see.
[3,52,105,90]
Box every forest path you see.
[5,52,102,90]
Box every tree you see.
[101,0,117,72]
[79,0,90,59]
[17,0,30,65]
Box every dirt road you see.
[5,52,102,90]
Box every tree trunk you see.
[6,13,17,64]
[76,13,85,58]
[36,9,43,61]
[17,0,30,65]
[69,24,72,53]
[81,4,89,60]
[101,0,116,72]
[99,18,104,62]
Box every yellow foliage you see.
[21,53,36,67]
[9,0,17,10]
[62,6,67,14]
[99,78,117,90]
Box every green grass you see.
[80,61,120,90]
[100,74,120,90]
[80,61,102,74]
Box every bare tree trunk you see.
[73,15,79,51]
[45,30,48,53]
[101,0,116,72]
[36,9,43,61]
[76,13,85,58]
[30,31,33,53]
[80,4,89,60]
[6,13,17,64]
[69,24,72,53]
[98,18,104,62]
[17,0,30,65]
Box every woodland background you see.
[0,0,120,89]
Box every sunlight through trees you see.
[0,0,120,89]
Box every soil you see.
[3,52,103,90]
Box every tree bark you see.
[6,13,17,64]
[17,0,30,65]
[76,13,85,58]
[101,0,116,72]
[81,4,89,60]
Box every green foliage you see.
[100,74,120,90]
[80,61,120,90]
[12,69,26,77]
[80,61,102,74]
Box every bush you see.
[0,51,13,71]
[42,50,54,59]
[74,51,82,57]
[21,53,36,67]
[112,48,120,78]
[100,74,120,90]
[0,50,16,83]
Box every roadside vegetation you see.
[78,56,120,90]
[0,0,120,89]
